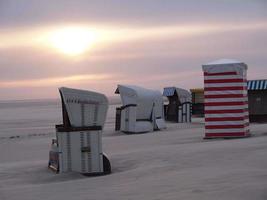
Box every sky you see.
[0,0,267,100]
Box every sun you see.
[48,26,97,56]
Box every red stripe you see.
[204,79,245,83]
[205,94,247,98]
[205,101,248,106]
[204,72,237,76]
[205,124,246,129]
[205,132,247,137]
[205,109,248,114]
[205,117,248,122]
[205,86,247,91]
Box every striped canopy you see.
[247,80,267,90]
[163,87,176,96]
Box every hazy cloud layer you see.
[1,0,267,28]
[0,0,267,100]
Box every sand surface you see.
[0,120,266,200]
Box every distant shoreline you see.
[0,96,122,106]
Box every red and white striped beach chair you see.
[202,59,250,139]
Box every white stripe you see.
[187,104,191,122]
[205,121,246,126]
[205,97,247,103]
[205,105,248,110]
[178,106,182,123]
[205,82,246,88]
[205,112,248,118]
[204,75,243,80]
[205,128,247,133]
[182,104,186,122]
[260,80,264,90]
[255,81,260,89]
[204,90,246,95]
[247,81,251,89]
[251,81,256,90]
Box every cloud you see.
[0,24,266,81]
[1,22,266,51]
[0,0,266,28]
[0,0,266,99]
[0,74,114,88]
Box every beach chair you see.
[48,87,111,175]
[202,59,250,139]
[115,85,166,133]
[163,87,192,123]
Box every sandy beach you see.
[1,0,267,199]
[0,118,266,200]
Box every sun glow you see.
[1,22,267,55]
[47,27,98,56]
